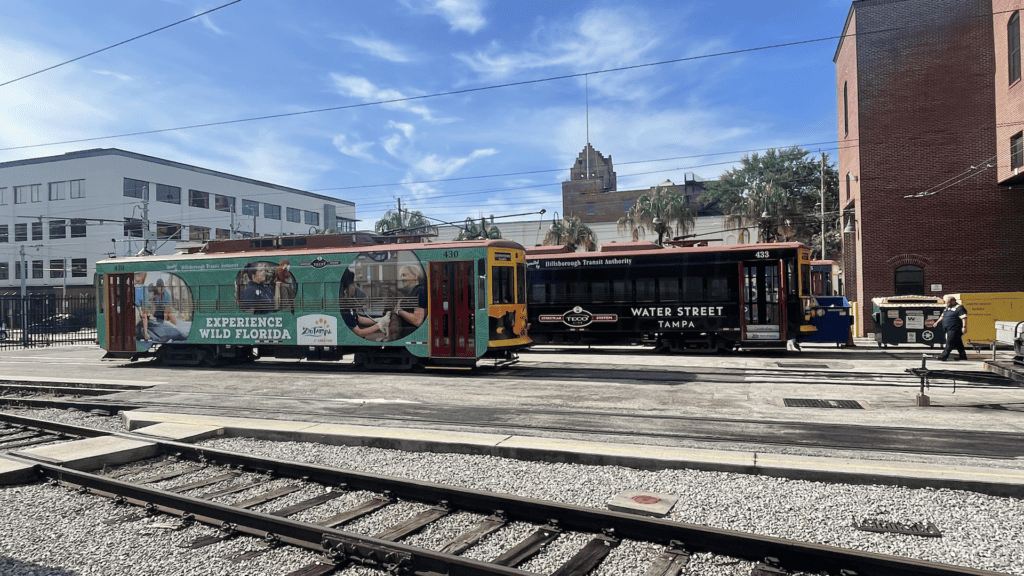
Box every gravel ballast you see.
[0,408,1021,575]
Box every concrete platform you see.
[132,422,223,443]
[13,436,158,472]
[0,456,38,485]
[122,411,1024,497]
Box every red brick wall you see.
[994,0,1024,183]
[837,0,1024,334]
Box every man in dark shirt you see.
[937,295,968,361]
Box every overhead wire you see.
[0,0,243,89]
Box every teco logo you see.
[563,306,593,328]
[310,256,328,269]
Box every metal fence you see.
[0,294,97,349]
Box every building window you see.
[894,265,925,296]
[264,204,281,220]
[32,260,43,279]
[14,185,38,204]
[124,218,145,238]
[156,184,181,204]
[15,223,27,242]
[843,81,849,136]
[0,225,7,243]
[157,222,183,240]
[241,199,260,216]
[0,187,6,205]
[49,219,66,239]
[71,258,87,278]
[1012,133,1024,170]
[846,173,852,201]
[31,221,42,241]
[304,211,319,226]
[216,228,231,240]
[123,178,149,200]
[70,179,85,199]
[189,189,210,209]
[586,202,595,215]
[215,194,235,212]
[1011,12,1021,85]
[48,181,67,201]
[190,226,210,242]
[0,263,7,281]
[337,219,355,232]
[31,185,41,202]
[15,262,21,280]
[70,219,87,238]
[49,259,64,279]
[286,207,301,223]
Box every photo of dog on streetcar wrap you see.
[95,239,530,368]
[525,241,821,352]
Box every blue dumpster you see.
[803,296,853,347]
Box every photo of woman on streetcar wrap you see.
[338,251,427,343]
[133,271,193,346]
[236,261,283,315]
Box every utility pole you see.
[141,197,153,254]
[19,245,27,345]
[820,152,826,261]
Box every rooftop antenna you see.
[585,73,590,179]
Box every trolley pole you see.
[820,152,826,260]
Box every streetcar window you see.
[551,282,567,304]
[787,260,796,296]
[682,277,704,301]
[800,263,811,296]
[97,275,105,313]
[568,281,587,302]
[492,266,514,304]
[636,279,655,302]
[709,277,728,300]
[517,263,527,305]
[658,278,679,302]
[591,280,609,303]
[478,259,487,309]
[612,279,630,302]
[530,283,546,304]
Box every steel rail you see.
[1,413,1007,575]
[4,455,533,576]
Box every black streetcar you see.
[526,241,820,352]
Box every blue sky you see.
[0,0,852,229]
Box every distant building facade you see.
[0,148,356,295]
[561,144,717,225]
[835,0,1024,334]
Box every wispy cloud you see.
[92,70,134,82]
[341,36,414,63]
[333,134,376,162]
[330,74,440,122]
[414,148,496,178]
[198,13,228,35]
[401,0,486,34]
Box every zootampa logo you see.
[297,314,338,345]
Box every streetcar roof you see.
[96,238,524,266]
[526,241,808,260]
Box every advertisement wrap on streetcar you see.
[95,238,530,369]
[526,242,820,352]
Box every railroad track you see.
[0,413,1003,576]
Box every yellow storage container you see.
[946,292,1024,343]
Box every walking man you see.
[937,295,968,361]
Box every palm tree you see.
[455,217,502,240]
[617,185,697,245]
[542,215,597,252]
[375,209,432,234]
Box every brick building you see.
[835,0,1024,335]
[561,144,711,225]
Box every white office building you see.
[0,148,356,295]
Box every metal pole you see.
[20,245,27,345]
[820,152,826,260]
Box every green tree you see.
[700,147,840,259]
[543,215,597,252]
[617,185,697,246]
[375,208,432,234]
[455,216,502,240]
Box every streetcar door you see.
[740,260,782,342]
[428,261,475,358]
[107,273,135,351]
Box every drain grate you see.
[784,398,863,409]
[776,362,831,369]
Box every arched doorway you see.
[894,265,925,295]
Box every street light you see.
[652,217,666,246]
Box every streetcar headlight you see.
[814,308,826,317]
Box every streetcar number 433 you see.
[755,250,770,258]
